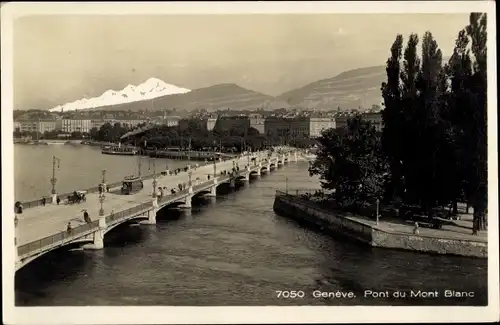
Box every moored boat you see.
[101,145,138,156]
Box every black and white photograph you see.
[2,1,498,324]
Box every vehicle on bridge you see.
[121,176,144,195]
[68,191,87,204]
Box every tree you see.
[410,31,446,211]
[309,115,388,212]
[464,13,487,232]
[381,34,404,203]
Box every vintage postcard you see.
[2,1,498,324]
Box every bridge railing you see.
[17,220,100,258]
[105,202,153,225]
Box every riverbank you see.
[273,191,487,258]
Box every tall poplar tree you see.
[381,34,403,203]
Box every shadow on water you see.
[15,245,94,306]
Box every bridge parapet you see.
[17,219,99,261]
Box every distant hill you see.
[275,65,386,111]
[86,83,275,112]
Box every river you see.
[14,144,487,306]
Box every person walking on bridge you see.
[67,222,72,235]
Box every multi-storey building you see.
[56,117,92,133]
[362,112,383,132]
[334,112,383,132]
[165,116,181,128]
[309,117,336,138]
[213,116,251,134]
[206,118,217,131]
[14,121,21,132]
[264,117,292,137]
[265,116,330,138]
[15,118,58,133]
[91,119,106,130]
[249,114,265,134]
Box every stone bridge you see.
[15,150,300,271]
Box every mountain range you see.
[48,78,190,112]
[47,65,391,113]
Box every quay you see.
[14,150,302,271]
[273,190,488,258]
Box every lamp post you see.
[188,170,192,187]
[99,193,105,216]
[151,158,157,198]
[50,156,61,195]
[213,158,217,178]
[137,156,142,178]
[101,169,106,184]
[376,199,380,225]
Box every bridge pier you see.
[183,195,193,208]
[183,186,193,208]
[143,197,158,225]
[85,215,106,250]
[207,179,217,197]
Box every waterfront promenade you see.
[274,191,487,258]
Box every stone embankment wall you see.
[273,192,487,258]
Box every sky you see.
[12,13,471,110]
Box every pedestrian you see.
[67,222,72,235]
[413,222,419,235]
[83,210,91,224]
[56,196,61,205]
[42,198,46,206]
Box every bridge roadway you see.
[15,151,280,247]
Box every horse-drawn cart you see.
[68,190,87,204]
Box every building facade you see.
[249,115,265,134]
[16,119,58,133]
[213,116,251,135]
[362,112,383,132]
[309,117,336,138]
[165,116,181,128]
[57,118,92,133]
[206,118,217,131]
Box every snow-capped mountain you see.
[48,78,190,112]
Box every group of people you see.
[66,210,91,235]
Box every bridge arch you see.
[16,237,93,272]
[104,216,148,235]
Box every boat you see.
[28,140,49,146]
[101,145,138,156]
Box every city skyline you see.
[13,13,470,110]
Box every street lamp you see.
[151,158,157,198]
[188,170,193,187]
[101,169,106,184]
[99,193,105,216]
[376,199,380,225]
[213,158,217,178]
[50,156,61,195]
